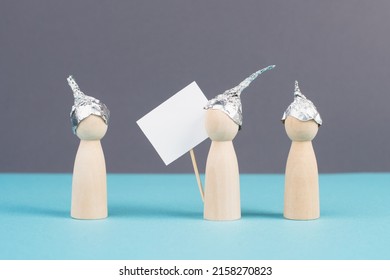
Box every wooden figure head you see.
[284,116,318,142]
[76,115,108,141]
[205,109,238,141]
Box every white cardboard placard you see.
[137,82,208,165]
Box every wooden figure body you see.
[67,75,110,220]
[71,115,108,219]
[204,109,240,221]
[284,116,319,220]
[202,65,275,221]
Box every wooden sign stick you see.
[190,149,204,202]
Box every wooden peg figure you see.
[67,76,110,220]
[203,65,275,221]
[204,109,240,221]
[282,81,322,220]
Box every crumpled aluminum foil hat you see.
[281,81,322,126]
[204,65,275,129]
[67,75,110,134]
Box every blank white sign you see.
[137,81,209,165]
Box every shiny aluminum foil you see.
[204,65,275,128]
[281,81,322,126]
[67,75,110,134]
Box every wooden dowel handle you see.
[190,149,204,202]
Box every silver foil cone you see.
[204,65,275,128]
[67,75,110,134]
[281,81,322,126]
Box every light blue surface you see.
[0,173,389,260]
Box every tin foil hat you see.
[67,75,110,134]
[281,81,322,126]
[204,65,275,128]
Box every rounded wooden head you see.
[76,115,108,140]
[284,116,318,141]
[205,109,238,141]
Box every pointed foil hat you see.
[281,81,322,126]
[67,75,110,134]
[204,65,275,128]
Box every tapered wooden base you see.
[284,141,319,220]
[204,141,240,221]
[71,140,107,219]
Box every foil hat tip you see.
[67,75,85,99]
[282,80,322,126]
[67,75,110,134]
[204,65,275,128]
[294,80,306,99]
[294,80,300,93]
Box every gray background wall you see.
[1,0,389,173]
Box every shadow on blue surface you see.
[109,205,284,220]
[242,209,283,219]
[0,205,284,220]
[1,203,203,220]
[109,204,202,219]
